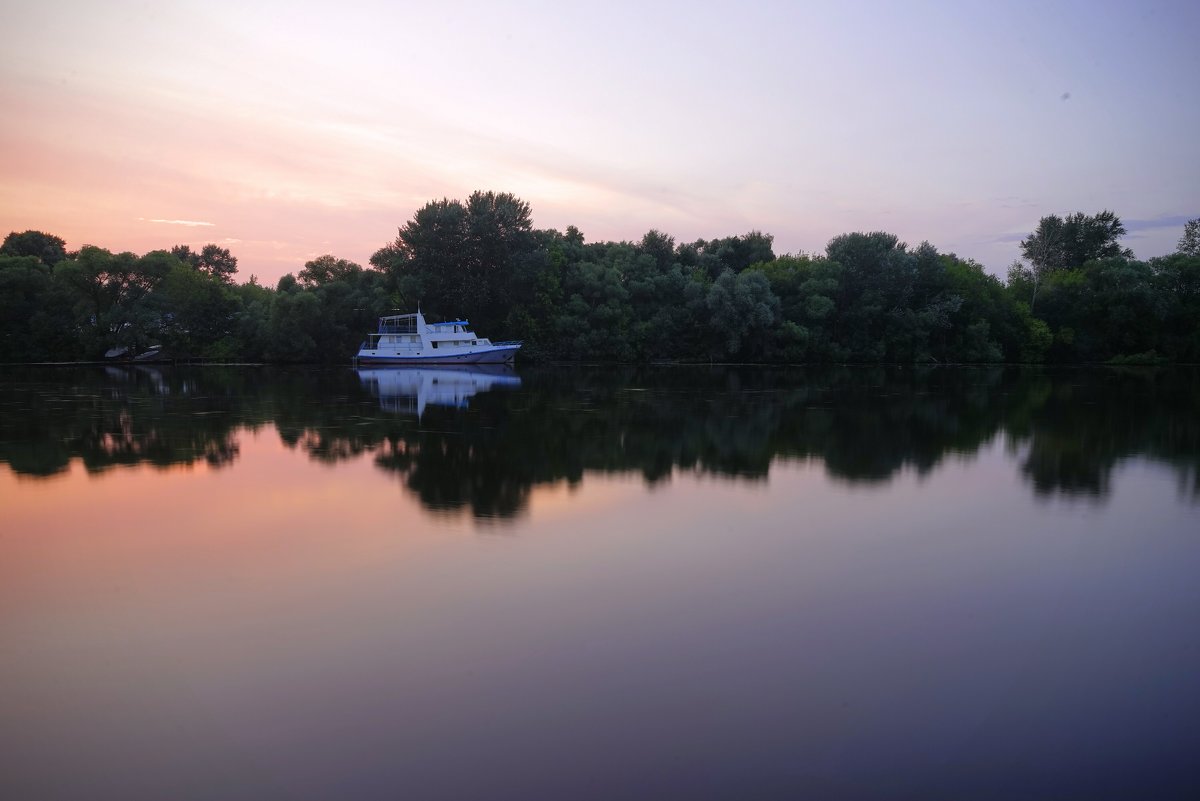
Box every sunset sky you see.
[2,0,1197,285]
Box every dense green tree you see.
[313,269,392,361]
[936,254,1025,362]
[47,246,160,356]
[1035,257,1164,362]
[751,255,836,361]
[0,256,54,360]
[680,231,776,279]
[28,263,80,360]
[265,259,392,362]
[617,241,696,359]
[823,232,917,360]
[705,269,779,359]
[1179,218,1200,257]
[152,262,239,357]
[636,229,676,271]
[265,276,320,362]
[373,191,535,335]
[1,230,67,266]
[1020,210,1132,271]
[502,230,566,359]
[171,243,239,282]
[1017,211,1133,308]
[1006,260,1036,309]
[230,279,274,361]
[556,257,634,361]
[298,254,364,288]
[1150,252,1200,361]
[1015,215,1065,309]
[750,240,1021,364]
[100,250,179,355]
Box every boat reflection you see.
[356,364,521,417]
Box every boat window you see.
[380,316,418,335]
[431,341,438,349]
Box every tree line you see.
[2,195,1197,364]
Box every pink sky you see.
[2,0,1197,285]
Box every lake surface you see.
[2,364,1198,800]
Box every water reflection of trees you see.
[1010,368,1200,499]
[0,366,249,477]
[1,365,1197,516]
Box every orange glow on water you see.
[0,430,451,625]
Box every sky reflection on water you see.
[1,366,1198,799]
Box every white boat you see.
[354,311,521,365]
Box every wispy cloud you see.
[991,196,1039,210]
[140,217,215,227]
[1123,214,1193,233]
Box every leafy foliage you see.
[3,200,1196,365]
[170,244,239,282]
[1179,218,1200,257]
[1,230,67,266]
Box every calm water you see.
[2,364,1198,800]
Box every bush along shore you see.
[2,197,1197,365]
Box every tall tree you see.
[1018,211,1132,308]
[1,230,67,266]
[705,269,780,358]
[824,231,917,360]
[1150,251,1200,361]
[0,256,53,360]
[374,191,535,334]
[171,243,238,282]
[298,255,363,287]
[636,230,676,271]
[681,232,776,279]
[152,262,238,356]
[1178,218,1200,257]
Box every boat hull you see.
[354,345,520,365]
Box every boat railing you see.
[379,317,418,335]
